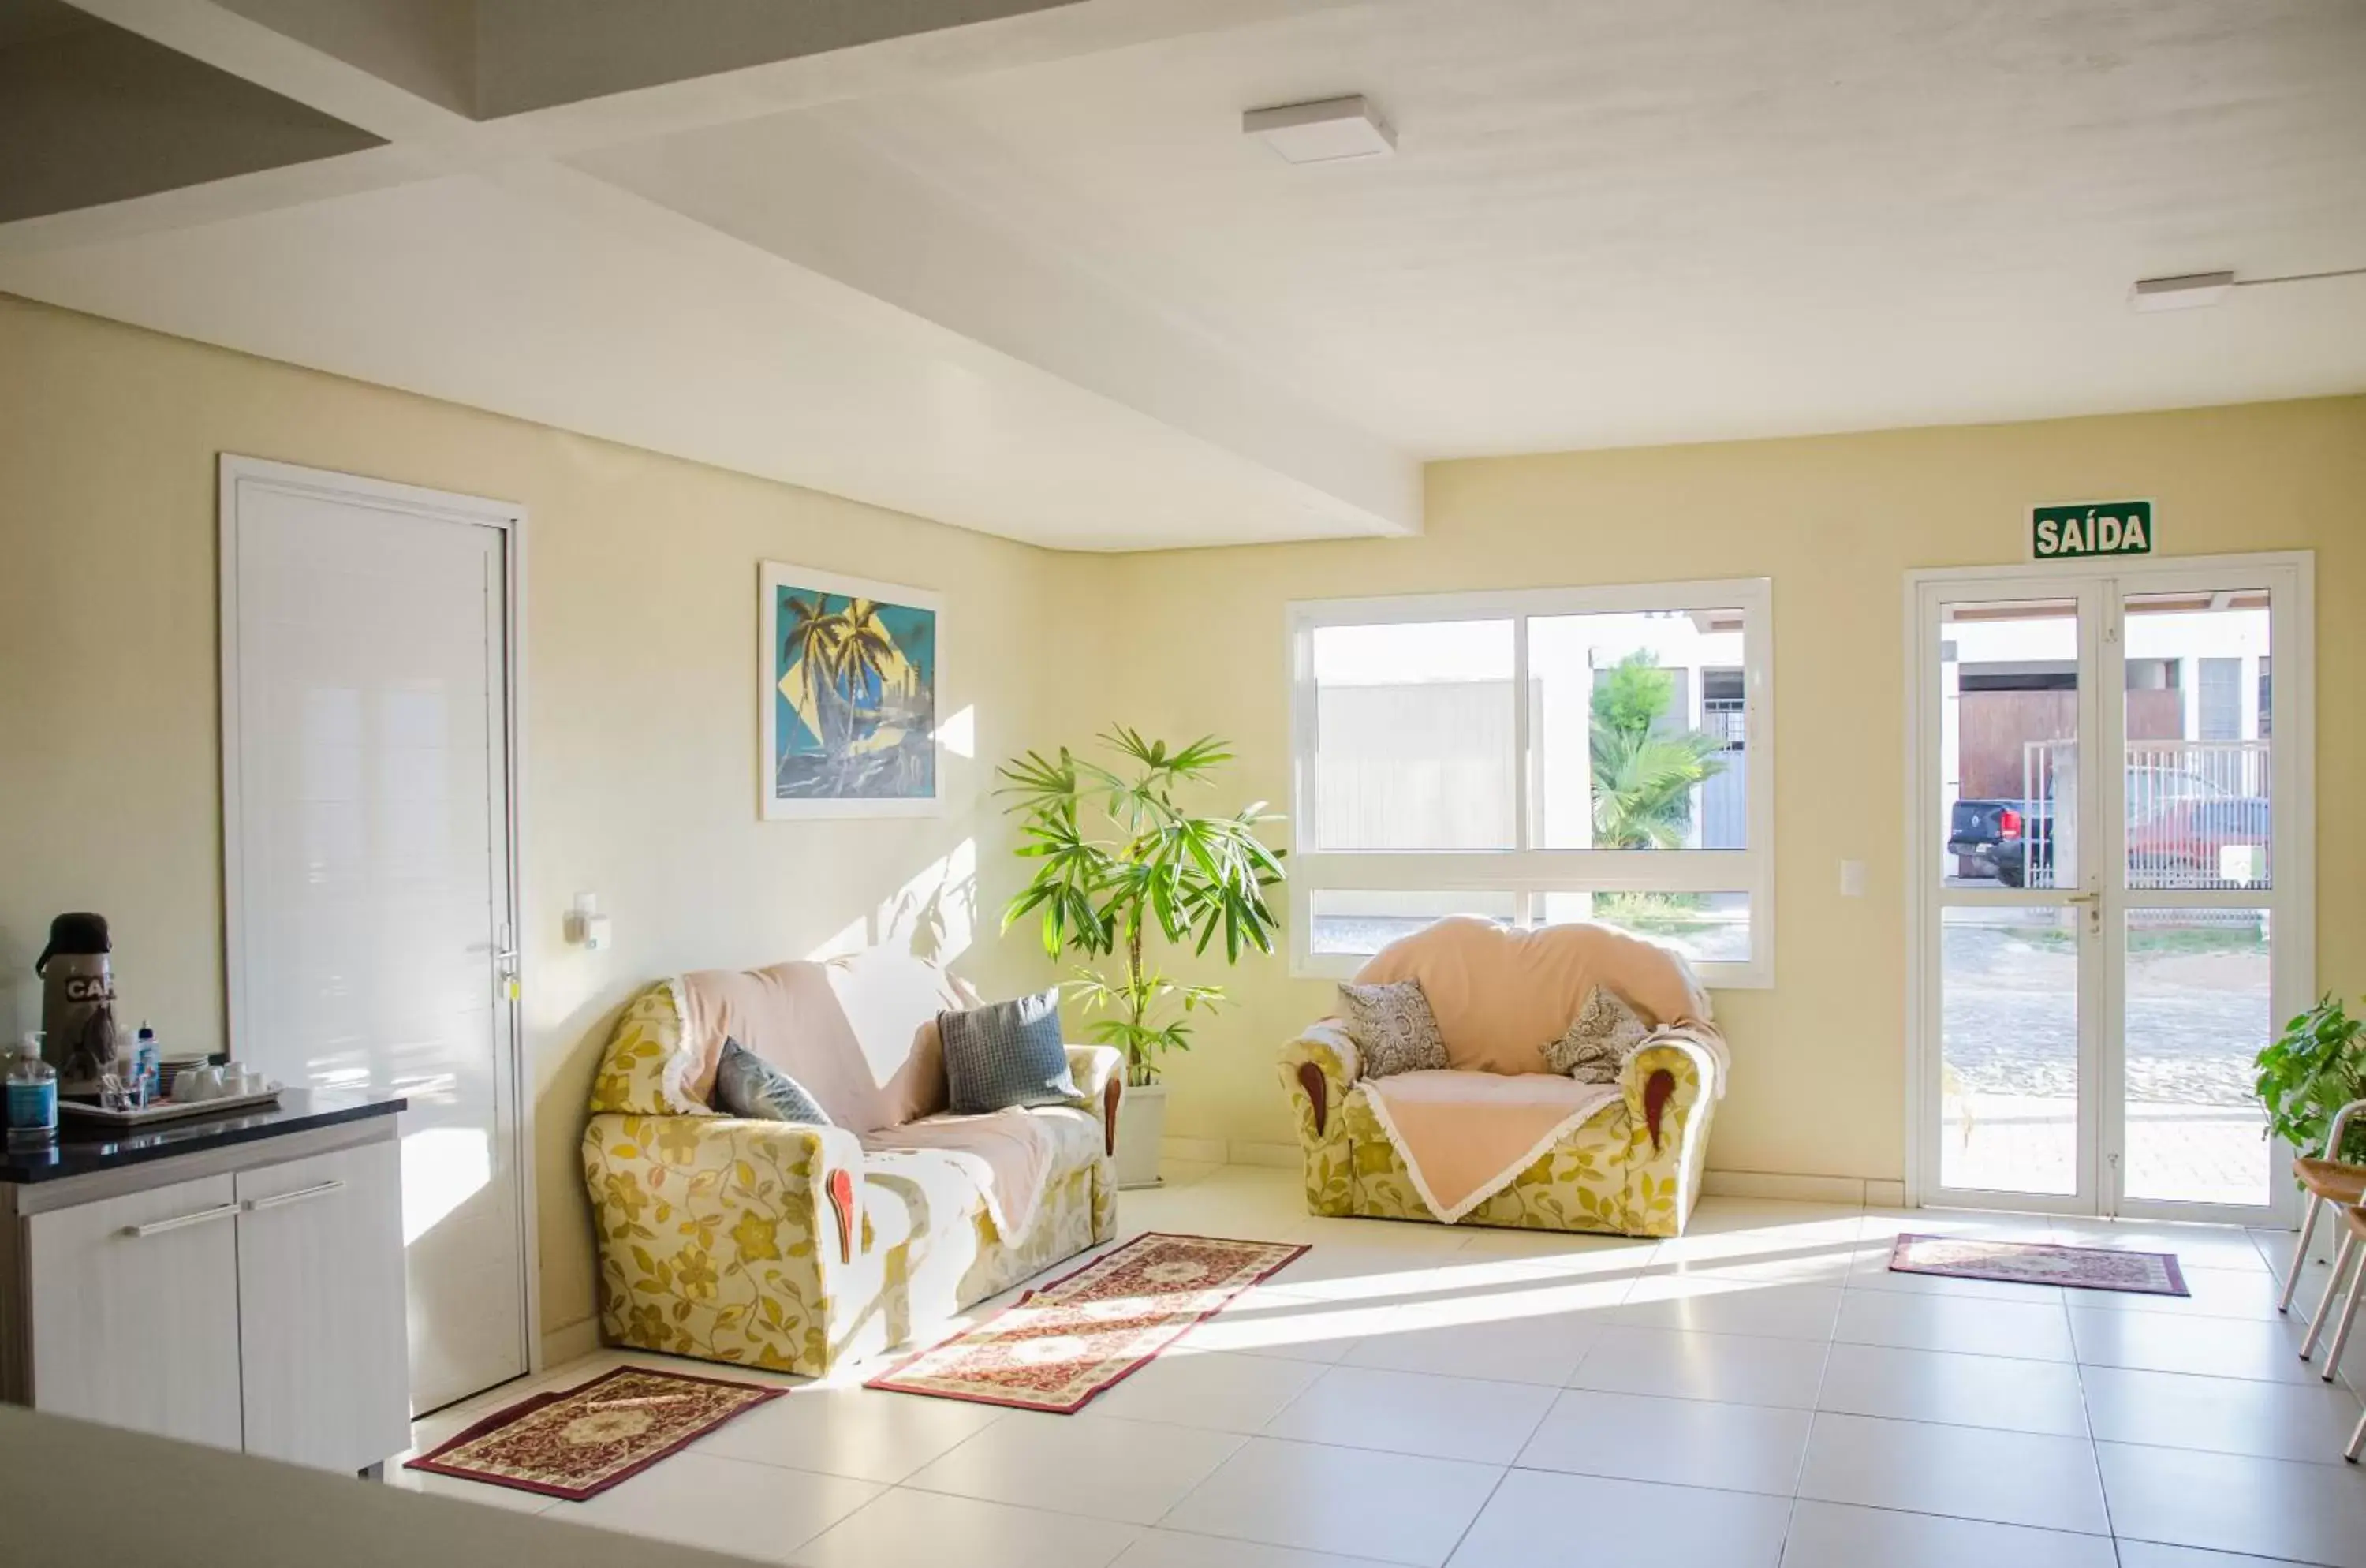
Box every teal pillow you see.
[941,989,1079,1114]
[711,1038,832,1125]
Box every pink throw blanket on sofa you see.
[1360,1070,1624,1223]
[677,960,1054,1239]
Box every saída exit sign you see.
[2031,500,2153,561]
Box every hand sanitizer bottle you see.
[6,1033,59,1151]
[133,1024,161,1100]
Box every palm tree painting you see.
[761,565,939,816]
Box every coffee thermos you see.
[35,912,118,1090]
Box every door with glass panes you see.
[1910,556,2311,1223]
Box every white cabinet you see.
[234,1141,412,1471]
[25,1173,245,1452]
[6,1118,410,1473]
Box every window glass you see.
[1536,891,1752,964]
[1308,890,1517,957]
[1530,610,1746,849]
[1291,581,1771,984]
[2124,591,2271,890]
[1310,620,1514,849]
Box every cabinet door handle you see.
[123,1202,243,1238]
[244,1178,346,1213]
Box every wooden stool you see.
[2305,1204,2365,1407]
[2281,1098,2366,1320]
[2340,1205,2366,1463]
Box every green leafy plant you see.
[2255,995,2366,1163]
[998,730,1286,1086]
[1588,652,1728,849]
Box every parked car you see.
[1949,765,2268,889]
[2125,765,2271,883]
[1949,797,2052,887]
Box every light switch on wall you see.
[566,892,610,948]
[1838,860,1868,898]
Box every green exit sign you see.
[2032,500,2153,560]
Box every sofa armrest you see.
[1620,1033,1720,1154]
[1063,1043,1126,1156]
[1279,1021,1360,1139]
[584,1112,866,1267]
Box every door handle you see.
[2065,892,2100,905]
[123,1202,242,1238]
[243,1178,346,1213]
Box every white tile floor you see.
[393,1166,2366,1567]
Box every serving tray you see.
[60,1085,283,1126]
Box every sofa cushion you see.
[1355,917,1711,1076]
[676,951,980,1132]
[1336,978,1450,1079]
[1546,986,1653,1083]
[830,947,980,1126]
[941,988,1080,1114]
[712,1038,834,1124]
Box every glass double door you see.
[1914,558,2308,1223]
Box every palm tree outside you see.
[1588,651,1727,849]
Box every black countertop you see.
[0,1088,406,1184]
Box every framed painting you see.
[759,562,942,819]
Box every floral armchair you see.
[1278,918,1724,1238]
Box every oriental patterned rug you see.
[405,1365,786,1500]
[1890,1233,2189,1296]
[866,1232,1309,1413]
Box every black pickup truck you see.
[1948,798,2052,887]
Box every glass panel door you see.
[1924,586,2102,1213]
[1917,560,2306,1224]
[2107,580,2290,1223]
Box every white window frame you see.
[1286,576,1774,987]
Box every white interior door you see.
[222,457,530,1411]
[1910,554,2311,1224]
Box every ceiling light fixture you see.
[2129,264,2366,312]
[2129,272,2237,311]
[1243,95,1395,164]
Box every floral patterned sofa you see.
[1278,918,1726,1238]
[582,950,1121,1376]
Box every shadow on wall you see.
[527,824,1002,1335]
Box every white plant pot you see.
[1114,1081,1166,1190]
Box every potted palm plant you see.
[998,730,1285,1187]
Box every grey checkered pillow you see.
[941,987,1080,1114]
[1337,979,1450,1079]
[1546,985,1653,1083]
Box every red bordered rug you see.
[1890,1233,2189,1296]
[405,1365,786,1501]
[865,1231,1309,1413]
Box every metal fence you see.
[2019,738,2271,890]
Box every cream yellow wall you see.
[1068,398,2366,1185]
[6,289,2363,1353]
[0,295,1061,1353]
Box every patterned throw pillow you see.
[712,1037,834,1124]
[941,987,1081,1114]
[1336,979,1450,1079]
[1545,985,1654,1083]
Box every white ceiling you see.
[2,0,2362,549]
[816,0,2366,457]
